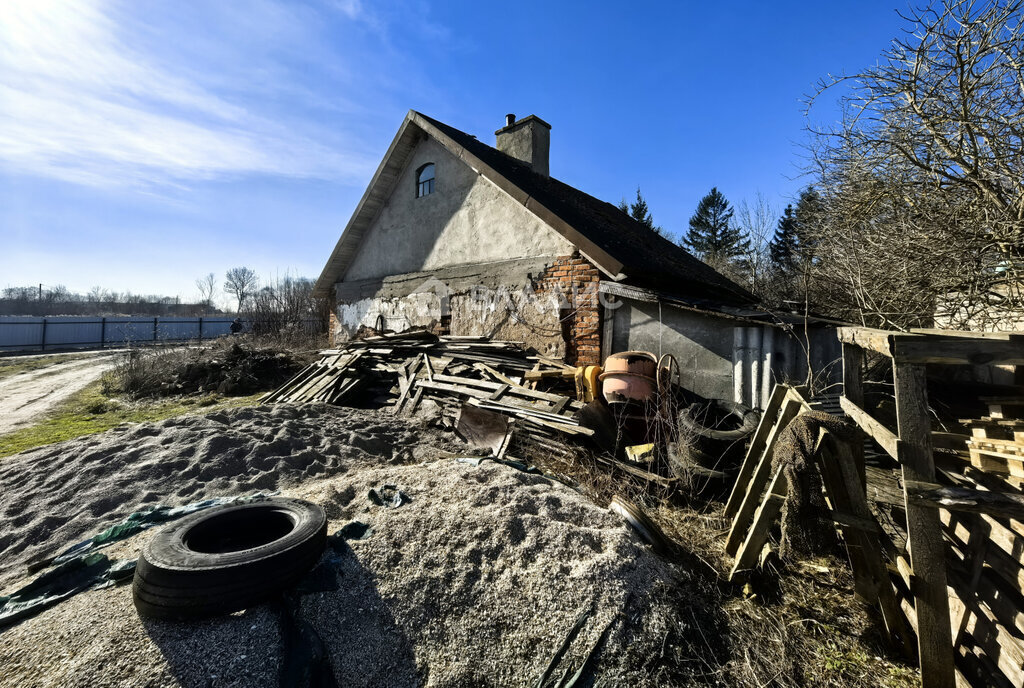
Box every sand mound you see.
[0,406,720,687]
[0,404,458,591]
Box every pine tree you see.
[618,187,667,238]
[769,204,799,270]
[792,187,822,257]
[682,187,749,260]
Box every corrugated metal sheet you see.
[0,317,239,352]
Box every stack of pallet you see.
[962,397,1024,483]
[262,331,590,451]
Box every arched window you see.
[416,163,435,198]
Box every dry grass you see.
[524,437,919,688]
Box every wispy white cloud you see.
[0,0,379,189]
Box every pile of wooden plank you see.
[961,397,1024,483]
[262,331,590,451]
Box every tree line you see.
[620,0,1024,331]
[197,268,331,335]
[0,285,215,317]
[0,268,330,335]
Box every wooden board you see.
[894,362,955,688]
[725,388,810,556]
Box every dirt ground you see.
[0,351,118,435]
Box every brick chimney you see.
[495,114,551,177]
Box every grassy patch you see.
[0,353,80,383]
[0,381,262,458]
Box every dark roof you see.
[417,113,756,306]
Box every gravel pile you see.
[0,404,458,592]
[0,405,720,687]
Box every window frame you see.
[416,163,435,198]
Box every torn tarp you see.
[38,493,275,570]
[5,492,274,631]
[0,553,136,630]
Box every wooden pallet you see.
[979,397,1024,420]
[960,415,1024,477]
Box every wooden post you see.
[894,362,954,688]
[198,316,203,340]
[100,317,106,347]
[40,317,47,351]
[153,317,159,342]
[842,343,867,491]
[818,432,915,657]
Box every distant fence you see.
[0,316,248,352]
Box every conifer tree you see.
[769,204,799,270]
[682,187,748,260]
[618,187,667,238]
[792,187,822,257]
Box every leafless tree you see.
[246,274,331,342]
[223,267,259,314]
[806,0,1024,329]
[195,273,218,310]
[734,192,779,299]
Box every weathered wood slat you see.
[724,383,790,518]
[725,390,808,556]
[729,467,786,581]
[840,394,899,460]
[818,433,914,657]
[894,362,955,688]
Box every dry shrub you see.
[102,336,313,399]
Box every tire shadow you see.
[141,536,419,688]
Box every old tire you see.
[678,400,759,443]
[133,498,327,620]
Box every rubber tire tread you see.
[132,498,326,620]
[678,400,760,442]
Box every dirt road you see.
[0,352,118,435]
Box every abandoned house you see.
[312,111,841,406]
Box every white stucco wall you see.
[342,137,574,282]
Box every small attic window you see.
[416,163,435,198]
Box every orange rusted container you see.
[599,351,658,404]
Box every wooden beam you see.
[842,343,867,489]
[893,337,1024,366]
[894,362,955,688]
[840,394,899,460]
[837,327,898,357]
[818,433,915,657]
[906,481,1024,521]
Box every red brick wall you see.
[534,253,602,366]
[328,309,339,346]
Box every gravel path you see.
[0,404,719,687]
[0,352,118,434]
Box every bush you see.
[103,338,308,399]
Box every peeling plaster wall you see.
[342,136,574,282]
[332,254,602,364]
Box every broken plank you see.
[725,393,806,556]
[729,467,787,581]
[725,383,790,517]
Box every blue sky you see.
[0,0,904,307]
